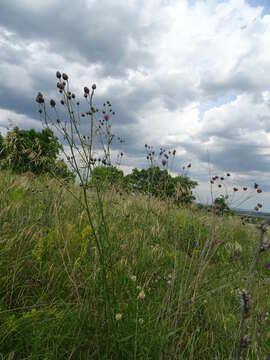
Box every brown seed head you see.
[50,99,56,107]
[62,73,68,81]
[56,71,61,79]
[92,84,96,90]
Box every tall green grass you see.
[0,171,269,359]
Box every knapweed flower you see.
[50,99,56,107]
[115,313,122,321]
[138,290,145,300]
[162,159,167,167]
[104,114,109,121]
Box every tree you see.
[89,166,124,189]
[213,195,231,215]
[0,127,74,180]
[124,167,197,205]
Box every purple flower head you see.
[162,159,167,167]
[104,114,109,121]
[265,263,270,270]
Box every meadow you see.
[0,170,270,359]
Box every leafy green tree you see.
[90,166,124,189]
[124,167,197,205]
[213,195,231,215]
[0,127,74,180]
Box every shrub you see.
[0,127,74,180]
[89,166,124,188]
[124,166,197,205]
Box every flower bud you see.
[50,99,56,107]
[62,73,68,81]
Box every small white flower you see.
[115,313,122,321]
[138,318,144,325]
[138,290,145,300]
[130,275,137,282]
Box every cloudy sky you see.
[1,0,270,210]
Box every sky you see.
[1,0,270,210]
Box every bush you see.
[0,127,74,180]
[124,166,197,205]
[89,166,124,188]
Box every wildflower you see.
[265,263,270,270]
[115,313,122,321]
[130,275,137,282]
[50,99,56,107]
[36,92,44,104]
[162,159,167,167]
[104,114,109,121]
[138,290,145,299]
[138,318,144,325]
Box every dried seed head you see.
[254,182,259,189]
[92,84,96,90]
[162,159,167,167]
[62,73,68,81]
[56,71,61,79]
[227,173,231,176]
[233,187,238,192]
[257,189,262,193]
[72,93,75,99]
[243,187,247,191]
[84,86,90,94]
[60,100,64,105]
[36,92,44,104]
[50,99,56,107]
[104,114,109,121]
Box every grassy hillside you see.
[0,171,269,359]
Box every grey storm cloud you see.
[0,0,155,77]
